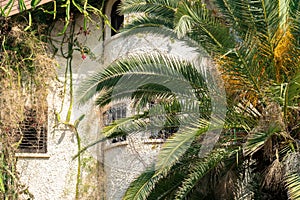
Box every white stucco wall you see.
[104,136,163,200]
[101,31,207,199]
[16,15,104,200]
[16,4,211,199]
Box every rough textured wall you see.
[16,15,104,200]
[104,135,163,200]
[15,9,207,200]
[17,127,78,199]
[102,32,202,199]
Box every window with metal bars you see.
[17,108,47,153]
[148,101,179,140]
[103,104,127,126]
[103,104,127,143]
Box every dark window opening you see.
[103,104,127,126]
[149,127,178,140]
[103,104,127,143]
[148,101,179,140]
[16,108,47,153]
[111,0,124,36]
[112,135,126,143]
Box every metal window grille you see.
[17,109,47,153]
[148,101,178,139]
[103,104,127,143]
[103,104,127,126]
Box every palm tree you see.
[77,0,300,199]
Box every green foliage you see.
[0,21,56,199]
[286,173,300,200]
[174,149,230,199]
[77,0,300,199]
[0,0,106,35]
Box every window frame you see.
[104,0,124,40]
[103,103,127,126]
[15,107,48,155]
[102,103,127,143]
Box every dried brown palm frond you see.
[0,22,56,199]
[244,103,285,157]
[262,158,284,191]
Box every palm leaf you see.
[147,169,186,199]
[123,168,161,200]
[286,173,300,200]
[285,73,300,107]
[155,127,200,174]
[215,0,287,37]
[120,16,174,32]
[214,0,300,83]
[271,71,300,120]
[76,53,209,106]
[244,121,282,156]
[174,0,235,53]
[175,148,231,199]
[121,0,177,18]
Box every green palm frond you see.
[175,148,231,199]
[147,164,188,199]
[123,168,159,200]
[121,115,222,199]
[222,33,264,92]
[96,83,176,108]
[290,0,300,13]
[121,0,178,18]
[215,0,290,36]
[290,1,300,40]
[120,16,174,32]
[155,114,228,173]
[214,0,300,82]
[76,53,209,106]
[283,72,300,106]
[131,83,175,107]
[123,123,227,200]
[270,71,300,126]
[123,154,191,200]
[244,121,282,156]
[174,0,234,53]
[76,0,300,198]
[73,112,150,158]
[224,102,261,136]
[175,1,209,38]
[286,173,300,200]
[119,0,176,32]
[102,116,138,138]
[155,127,202,174]
[247,0,283,37]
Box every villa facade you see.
[4,0,207,199]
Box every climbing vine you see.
[50,14,99,199]
[0,0,108,197]
[0,19,56,199]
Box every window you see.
[103,104,127,143]
[110,0,124,36]
[103,104,127,126]
[16,108,47,153]
[149,127,178,140]
[148,101,179,140]
[105,0,124,38]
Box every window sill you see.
[143,139,165,144]
[15,153,50,158]
[104,140,128,150]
